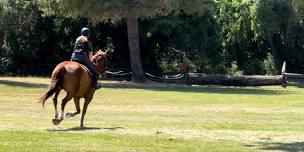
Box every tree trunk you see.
[127,15,145,82]
[0,16,4,48]
[188,73,287,87]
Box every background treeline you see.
[0,0,304,76]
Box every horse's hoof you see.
[52,118,62,125]
[66,113,72,118]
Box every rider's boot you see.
[95,82,102,90]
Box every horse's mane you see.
[92,50,107,72]
[92,50,107,59]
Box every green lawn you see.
[0,77,304,151]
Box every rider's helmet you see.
[81,27,90,36]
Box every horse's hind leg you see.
[53,93,73,125]
[80,93,94,128]
[53,88,61,119]
[59,93,73,120]
[66,97,81,118]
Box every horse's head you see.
[92,50,107,75]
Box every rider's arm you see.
[88,41,93,60]
[89,52,93,61]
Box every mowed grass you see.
[0,77,304,151]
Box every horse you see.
[39,50,107,128]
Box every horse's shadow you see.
[0,79,48,88]
[47,126,125,132]
[246,141,304,152]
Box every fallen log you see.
[187,73,287,87]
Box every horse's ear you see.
[104,50,109,56]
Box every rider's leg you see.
[83,60,101,89]
[71,54,101,89]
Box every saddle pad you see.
[79,64,93,78]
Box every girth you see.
[79,64,93,78]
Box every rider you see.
[71,27,102,90]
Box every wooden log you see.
[188,73,287,87]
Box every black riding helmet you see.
[81,27,90,36]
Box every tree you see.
[292,0,304,16]
[0,0,41,75]
[0,1,6,74]
[140,11,222,74]
[253,0,293,68]
[215,0,265,75]
[253,0,304,73]
[38,0,211,82]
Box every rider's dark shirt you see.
[73,41,89,56]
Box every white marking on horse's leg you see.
[55,108,58,119]
[60,110,64,120]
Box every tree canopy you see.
[1,0,304,77]
[37,0,211,82]
[38,0,211,20]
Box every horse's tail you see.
[39,66,65,107]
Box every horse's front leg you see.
[66,97,81,118]
[80,91,94,128]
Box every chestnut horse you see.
[39,50,107,128]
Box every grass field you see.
[0,77,304,151]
